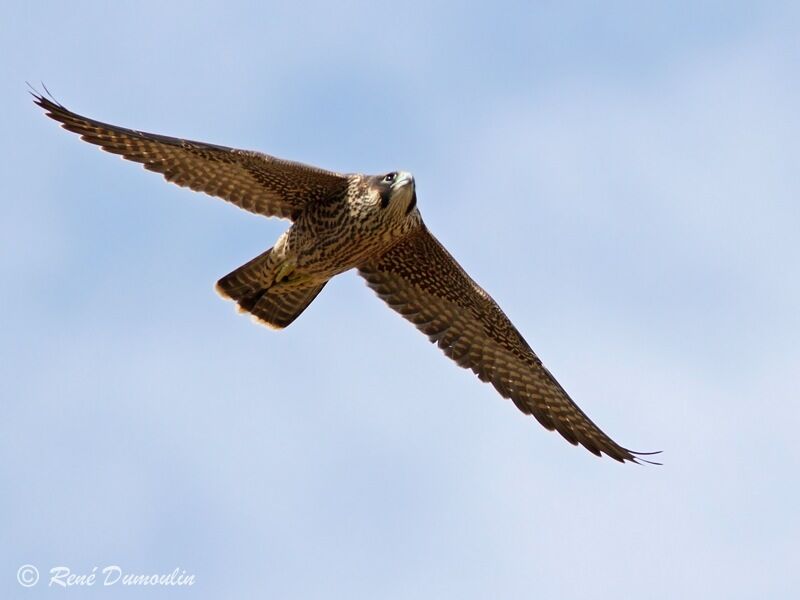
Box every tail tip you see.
[214,280,234,301]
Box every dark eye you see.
[383,172,397,183]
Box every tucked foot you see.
[273,258,312,287]
[274,258,296,284]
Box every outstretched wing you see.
[33,93,349,220]
[359,226,658,464]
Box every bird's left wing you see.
[33,93,349,221]
[358,226,658,463]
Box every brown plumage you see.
[34,91,658,464]
[33,93,348,220]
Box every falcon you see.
[34,91,658,464]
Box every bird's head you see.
[373,170,417,216]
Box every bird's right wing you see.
[34,93,350,221]
[359,226,658,464]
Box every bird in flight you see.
[34,90,658,464]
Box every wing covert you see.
[33,93,349,220]
[359,226,658,464]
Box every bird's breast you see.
[291,203,417,275]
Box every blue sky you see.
[2,1,799,598]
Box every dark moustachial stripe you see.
[379,187,391,209]
[405,191,417,215]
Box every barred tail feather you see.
[219,282,327,329]
[216,252,327,329]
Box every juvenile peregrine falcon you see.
[34,92,658,464]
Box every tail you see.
[216,248,327,329]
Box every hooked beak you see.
[391,172,416,215]
[391,171,415,191]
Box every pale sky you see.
[2,2,799,598]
